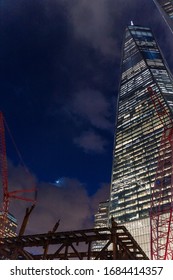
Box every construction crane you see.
[147,86,173,260]
[0,112,36,238]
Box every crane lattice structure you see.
[0,112,36,239]
[0,111,149,260]
[147,86,173,259]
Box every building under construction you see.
[0,215,148,260]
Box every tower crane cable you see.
[3,117,38,202]
[3,117,29,174]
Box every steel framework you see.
[147,86,173,259]
[0,220,148,260]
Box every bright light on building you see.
[0,212,17,238]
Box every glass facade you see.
[155,0,173,19]
[92,200,109,251]
[0,212,17,238]
[109,25,173,257]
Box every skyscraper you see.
[0,212,17,238]
[154,0,173,33]
[154,0,173,19]
[92,200,109,252]
[109,24,173,256]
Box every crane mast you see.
[147,86,173,259]
[0,112,36,238]
[0,112,9,238]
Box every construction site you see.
[0,83,173,261]
[0,109,148,260]
[1,1,173,261]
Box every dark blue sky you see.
[1,0,173,232]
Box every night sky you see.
[1,0,173,234]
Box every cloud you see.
[64,0,119,58]
[62,89,114,154]
[1,161,110,235]
[26,178,92,234]
[69,89,113,131]
[1,0,136,60]
[1,160,38,231]
[7,176,91,234]
[3,0,172,63]
[63,0,158,58]
[74,130,107,154]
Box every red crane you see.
[0,112,36,238]
[147,86,173,259]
